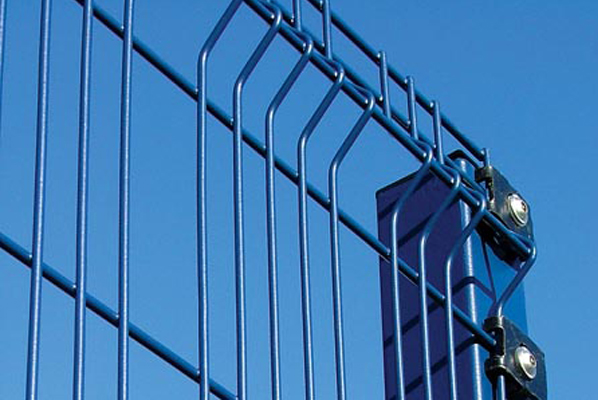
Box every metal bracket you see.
[475,166,533,258]
[484,316,547,400]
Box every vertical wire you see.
[483,147,491,167]
[198,53,210,399]
[378,51,391,118]
[0,0,7,137]
[416,168,462,400]
[389,146,434,400]
[292,0,302,30]
[495,375,507,400]
[327,87,375,400]
[26,0,52,398]
[491,237,536,317]
[265,33,313,400]
[403,76,427,400]
[197,31,210,400]
[232,6,282,399]
[406,72,444,400]
[297,58,345,400]
[322,0,332,58]
[197,2,244,398]
[118,0,134,399]
[406,76,418,140]
[431,101,444,164]
[73,0,93,399]
[444,191,486,400]
[380,65,442,399]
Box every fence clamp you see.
[475,166,533,257]
[484,316,547,400]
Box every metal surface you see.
[297,56,345,400]
[475,165,534,244]
[377,154,540,400]
[232,6,283,399]
[328,86,376,400]
[484,316,547,400]
[26,1,52,399]
[0,1,543,399]
[514,345,537,380]
[0,0,6,133]
[73,1,93,399]
[118,2,134,400]
[265,26,313,400]
[507,194,529,227]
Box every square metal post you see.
[377,160,529,400]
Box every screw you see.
[514,345,537,380]
[507,193,529,226]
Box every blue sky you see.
[0,1,596,399]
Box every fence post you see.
[377,156,533,400]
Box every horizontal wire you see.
[75,0,529,258]
[71,0,498,348]
[302,0,484,160]
[245,0,531,258]
[0,232,236,400]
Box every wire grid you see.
[0,0,537,399]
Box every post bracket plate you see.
[484,316,547,400]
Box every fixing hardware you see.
[484,316,547,400]
[475,166,534,257]
[507,193,529,227]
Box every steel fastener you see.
[514,345,537,380]
[507,193,529,226]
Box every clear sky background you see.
[0,1,596,399]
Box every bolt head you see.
[507,193,529,226]
[514,345,537,380]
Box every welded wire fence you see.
[0,1,540,399]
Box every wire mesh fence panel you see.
[0,1,545,399]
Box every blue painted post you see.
[377,158,530,400]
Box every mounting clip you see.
[484,316,547,400]
[475,166,533,257]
